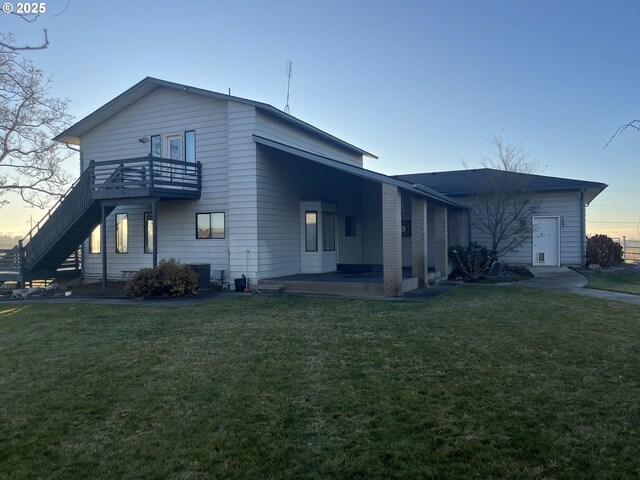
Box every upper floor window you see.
[149,131,196,162]
[150,135,161,157]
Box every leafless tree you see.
[465,135,541,258]
[0,34,73,209]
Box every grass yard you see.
[584,269,640,295]
[580,266,640,295]
[1,287,639,479]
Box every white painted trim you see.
[532,215,561,266]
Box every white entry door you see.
[532,216,560,266]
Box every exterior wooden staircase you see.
[0,156,201,286]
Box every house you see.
[0,77,470,296]
[396,169,607,266]
[0,77,606,295]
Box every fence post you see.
[623,236,627,263]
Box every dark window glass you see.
[323,212,336,251]
[345,216,356,237]
[305,211,317,252]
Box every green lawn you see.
[584,269,640,295]
[1,287,639,479]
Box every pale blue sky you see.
[2,0,639,237]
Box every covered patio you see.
[253,137,470,296]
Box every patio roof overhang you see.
[253,135,469,210]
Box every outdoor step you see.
[428,274,447,286]
[256,284,284,293]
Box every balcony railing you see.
[91,156,202,200]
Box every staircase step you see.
[428,274,448,286]
[256,284,284,293]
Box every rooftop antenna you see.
[284,59,292,114]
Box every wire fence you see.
[612,237,640,264]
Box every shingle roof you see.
[395,168,607,203]
[54,77,376,159]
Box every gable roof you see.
[54,77,376,159]
[395,168,607,204]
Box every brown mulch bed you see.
[67,281,129,298]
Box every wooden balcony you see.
[90,156,202,201]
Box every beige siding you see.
[463,191,584,265]
[81,87,230,281]
[255,110,365,167]
[255,144,367,279]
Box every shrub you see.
[448,243,495,281]
[125,258,198,299]
[586,234,623,268]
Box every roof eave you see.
[54,77,376,159]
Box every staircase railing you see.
[12,156,201,276]
[0,246,20,272]
[20,162,95,272]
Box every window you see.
[323,212,336,251]
[89,225,101,254]
[401,220,412,237]
[305,211,317,252]
[185,130,196,163]
[345,216,356,237]
[150,135,161,157]
[166,134,183,161]
[196,212,225,239]
[144,212,153,254]
[116,213,128,253]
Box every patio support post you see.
[433,206,449,276]
[382,183,403,296]
[152,199,158,268]
[101,202,108,289]
[411,198,429,287]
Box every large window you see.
[323,211,336,251]
[196,212,225,239]
[89,225,101,254]
[305,211,317,252]
[144,212,153,254]
[116,213,128,253]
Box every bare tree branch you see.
[0,30,48,51]
[0,34,73,209]
[464,135,542,257]
[604,119,640,149]
[53,0,71,17]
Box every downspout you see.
[580,188,586,266]
[467,209,472,246]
